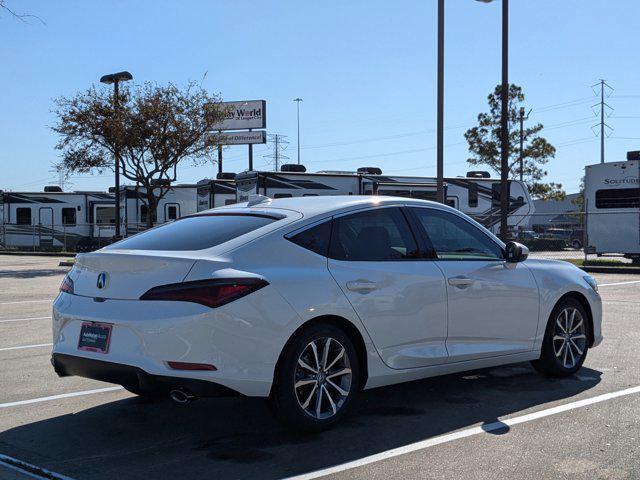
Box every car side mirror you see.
[504,241,529,263]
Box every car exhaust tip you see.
[169,389,196,404]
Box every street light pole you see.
[100,71,133,240]
[499,0,509,240]
[294,98,303,165]
[436,0,445,204]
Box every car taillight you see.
[139,278,268,308]
[60,275,74,294]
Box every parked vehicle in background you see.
[516,230,540,242]
[196,176,237,211]
[585,152,640,262]
[235,166,535,234]
[0,187,115,251]
[120,184,200,236]
[542,228,572,241]
[570,228,584,250]
[52,195,602,431]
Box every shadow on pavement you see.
[0,269,67,279]
[0,363,601,480]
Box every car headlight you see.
[583,275,598,292]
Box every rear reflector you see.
[140,278,268,308]
[167,361,217,371]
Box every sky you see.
[1,0,639,194]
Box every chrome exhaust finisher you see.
[169,389,196,403]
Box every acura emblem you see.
[97,272,109,289]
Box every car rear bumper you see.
[52,353,239,397]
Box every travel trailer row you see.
[584,151,640,262]
[1,167,536,251]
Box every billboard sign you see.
[207,130,266,146]
[213,100,266,130]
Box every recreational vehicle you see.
[121,184,200,236]
[584,151,640,261]
[196,177,238,212]
[0,187,115,251]
[235,166,534,232]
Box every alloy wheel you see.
[553,307,587,369]
[294,337,352,420]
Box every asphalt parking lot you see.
[0,255,638,480]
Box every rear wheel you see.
[270,324,359,432]
[531,297,590,377]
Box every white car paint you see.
[52,196,602,398]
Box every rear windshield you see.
[106,214,278,251]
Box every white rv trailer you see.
[235,168,534,232]
[584,152,640,261]
[120,184,201,236]
[0,189,115,251]
[196,178,237,212]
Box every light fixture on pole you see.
[100,71,133,240]
[436,0,445,204]
[476,0,509,240]
[293,98,303,165]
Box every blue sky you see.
[1,0,639,194]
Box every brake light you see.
[60,275,74,294]
[140,278,268,308]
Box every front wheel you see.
[531,298,590,377]
[269,324,359,432]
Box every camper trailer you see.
[235,166,534,232]
[196,176,238,212]
[0,187,115,251]
[585,152,640,261]
[121,184,200,236]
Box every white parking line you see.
[0,454,75,480]
[0,343,52,352]
[0,316,51,324]
[599,280,640,287]
[0,299,52,306]
[284,385,640,480]
[0,386,124,409]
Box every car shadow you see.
[0,363,601,480]
[0,268,67,279]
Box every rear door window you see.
[107,214,279,251]
[328,207,419,261]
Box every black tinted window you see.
[412,208,502,260]
[595,188,640,209]
[289,221,331,256]
[107,214,277,251]
[468,183,478,207]
[62,208,76,225]
[329,208,419,261]
[16,208,31,225]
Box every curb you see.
[580,266,640,275]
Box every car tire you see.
[269,323,360,432]
[531,297,590,377]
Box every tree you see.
[464,84,565,201]
[52,82,225,228]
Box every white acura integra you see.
[52,196,602,430]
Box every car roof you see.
[208,195,456,219]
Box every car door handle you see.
[346,281,378,292]
[447,276,474,287]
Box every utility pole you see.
[436,0,445,204]
[294,98,303,165]
[499,0,509,241]
[592,79,613,164]
[518,107,531,182]
[264,134,289,171]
